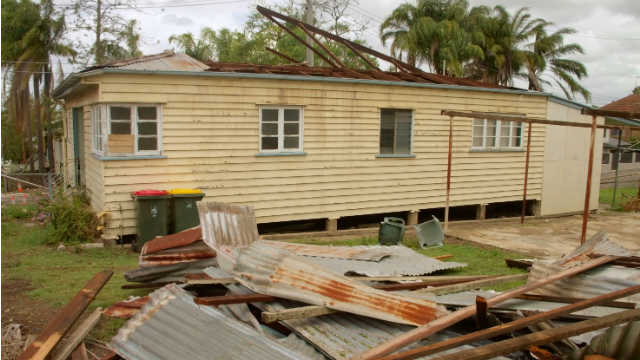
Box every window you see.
[379,109,413,155]
[636,152,640,163]
[92,105,104,154]
[620,151,633,163]
[472,118,523,150]
[259,106,303,153]
[91,104,161,156]
[602,152,610,164]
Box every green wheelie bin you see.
[378,217,406,245]
[132,190,170,251]
[168,188,205,233]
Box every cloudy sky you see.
[67,0,640,105]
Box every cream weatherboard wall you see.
[540,100,603,216]
[75,73,548,239]
[62,84,105,212]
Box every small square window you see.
[379,109,413,155]
[259,107,303,153]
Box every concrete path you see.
[447,211,640,258]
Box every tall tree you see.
[169,27,217,62]
[70,0,139,64]
[524,24,590,102]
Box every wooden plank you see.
[263,305,336,323]
[18,271,113,360]
[51,308,102,360]
[378,284,640,360]
[515,293,635,309]
[195,293,277,306]
[354,256,618,360]
[430,308,640,360]
[70,343,88,360]
[415,274,528,296]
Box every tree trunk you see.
[24,87,34,170]
[45,64,55,172]
[34,73,45,172]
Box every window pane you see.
[602,153,610,164]
[486,136,496,147]
[261,137,277,150]
[636,153,640,163]
[472,119,483,126]
[261,122,277,135]
[284,122,298,135]
[513,136,521,147]
[472,137,483,147]
[284,109,299,122]
[262,109,278,122]
[138,137,157,151]
[395,112,412,154]
[138,122,157,135]
[621,152,633,163]
[111,122,131,134]
[284,136,299,149]
[138,106,157,120]
[110,106,131,121]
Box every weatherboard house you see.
[53,51,603,241]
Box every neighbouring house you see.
[598,93,640,188]
[53,52,604,241]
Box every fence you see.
[1,172,62,200]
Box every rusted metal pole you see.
[444,115,454,232]
[378,284,640,360]
[341,40,381,71]
[580,115,598,244]
[265,47,304,65]
[521,122,532,224]
[353,255,617,360]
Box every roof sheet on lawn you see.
[110,284,311,360]
[263,240,394,261]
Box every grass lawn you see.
[2,213,528,341]
[599,187,638,209]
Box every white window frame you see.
[472,118,524,150]
[379,108,414,155]
[91,105,106,155]
[107,103,162,156]
[259,106,304,153]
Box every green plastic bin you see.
[378,217,406,245]
[132,190,170,251]
[169,188,205,233]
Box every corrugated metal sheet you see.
[263,302,509,360]
[303,245,466,276]
[141,227,202,255]
[82,51,208,72]
[431,290,628,318]
[527,263,640,303]
[556,232,636,266]
[277,333,328,360]
[124,258,217,283]
[110,284,312,360]
[263,241,393,261]
[232,241,448,326]
[140,241,216,266]
[570,321,640,360]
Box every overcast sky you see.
[66,0,640,106]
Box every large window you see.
[259,106,303,153]
[379,109,413,155]
[621,151,633,163]
[91,104,161,156]
[472,119,523,150]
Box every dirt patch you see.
[1,279,56,335]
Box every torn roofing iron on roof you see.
[205,61,509,89]
[232,241,449,326]
[110,284,312,360]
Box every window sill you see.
[256,152,307,157]
[92,153,167,160]
[376,154,416,158]
[470,148,525,153]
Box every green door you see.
[72,107,83,186]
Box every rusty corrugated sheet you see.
[141,227,203,255]
[139,241,215,266]
[556,232,636,266]
[124,258,217,283]
[110,284,311,360]
[571,321,640,360]
[263,241,393,261]
[232,241,448,326]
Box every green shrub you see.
[44,190,99,245]
[2,204,38,220]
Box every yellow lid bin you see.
[168,188,203,195]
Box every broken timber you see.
[354,256,618,360]
[430,308,640,360]
[18,271,113,360]
[51,308,102,360]
[414,274,528,296]
[377,284,640,360]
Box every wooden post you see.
[407,211,419,225]
[353,256,617,360]
[326,218,338,234]
[581,115,598,244]
[444,115,453,232]
[521,122,532,224]
[475,204,486,220]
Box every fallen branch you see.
[353,256,618,360]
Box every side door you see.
[72,107,84,186]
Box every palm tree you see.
[169,27,217,62]
[523,24,590,102]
